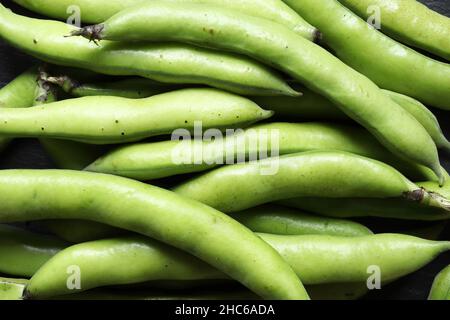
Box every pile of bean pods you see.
[0,0,449,301]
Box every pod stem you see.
[403,188,450,212]
[67,24,105,45]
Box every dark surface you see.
[0,0,449,300]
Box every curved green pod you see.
[284,0,450,109]
[281,177,450,221]
[42,204,373,244]
[0,5,296,97]
[428,265,450,300]
[44,74,450,154]
[0,224,67,277]
[173,151,449,213]
[0,170,309,300]
[48,76,178,99]
[0,67,41,152]
[230,205,373,237]
[12,0,318,41]
[24,233,450,298]
[0,88,272,144]
[72,2,444,183]
[338,0,450,61]
[85,122,436,182]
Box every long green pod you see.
[281,176,450,221]
[12,0,318,41]
[85,122,436,181]
[72,2,444,182]
[0,224,67,277]
[0,6,296,97]
[0,170,309,300]
[339,0,450,61]
[24,233,450,298]
[173,151,449,213]
[428,265,450,300]
[230,205,373,237]
[42,204,373,244]
[0,88,272,144]
[0,67,41,151]
[284,0,450,109]
[0,278,28,300]
[45,75,450,153]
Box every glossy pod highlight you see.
[72,1,444,182]
[12,0,318,41]
[173,151,450,213]
[0,169,309,300]
[24,233,450,298]
[0,5,297,97]
[0,88,272,144]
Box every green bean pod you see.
[0,169,309,300]
[48,76,178,99]
[0,88,272,144]
[284,0,450,109]
[24,233,450,298]
[42,204,373,243]
[85,122,436,181]
[281,177,450,221]
[0,67,41,151]
[44,75,450,153]
[338,0,450,61]
[173,151,449,213]
[0,5,297,97]
[0,278,28,300]
[0,224,67,277]
[428,265,450,300]
[12,0,318,41]
[71,1,444,182]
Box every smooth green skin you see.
[52,75,450,154]
[173,151,435,213]
[0,170,308,300]
[428,265,450,300]
[281,176,450,221]
[339,0,450,61]
[25,233,450,298]
[0,278,28,300]
[231,205,373,237]
[77,2,443,182]
[284,0,450,110]
[12,0,317,40]
[0,224,67,277]
[0,88,272,144]
[0,67,40,152]
[41,204,373,243]
[85,122,436,182]
[0,6,296,97]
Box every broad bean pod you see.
[0,169,309,300]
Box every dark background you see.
[0,0,449,300]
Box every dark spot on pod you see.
[33,39,38,44]
[121,132,125,136]
[115,120,119,124]
[41,127,45,131]
[209,29,214,35]
[185,120,188,124]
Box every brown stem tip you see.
[67,24,104,45]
